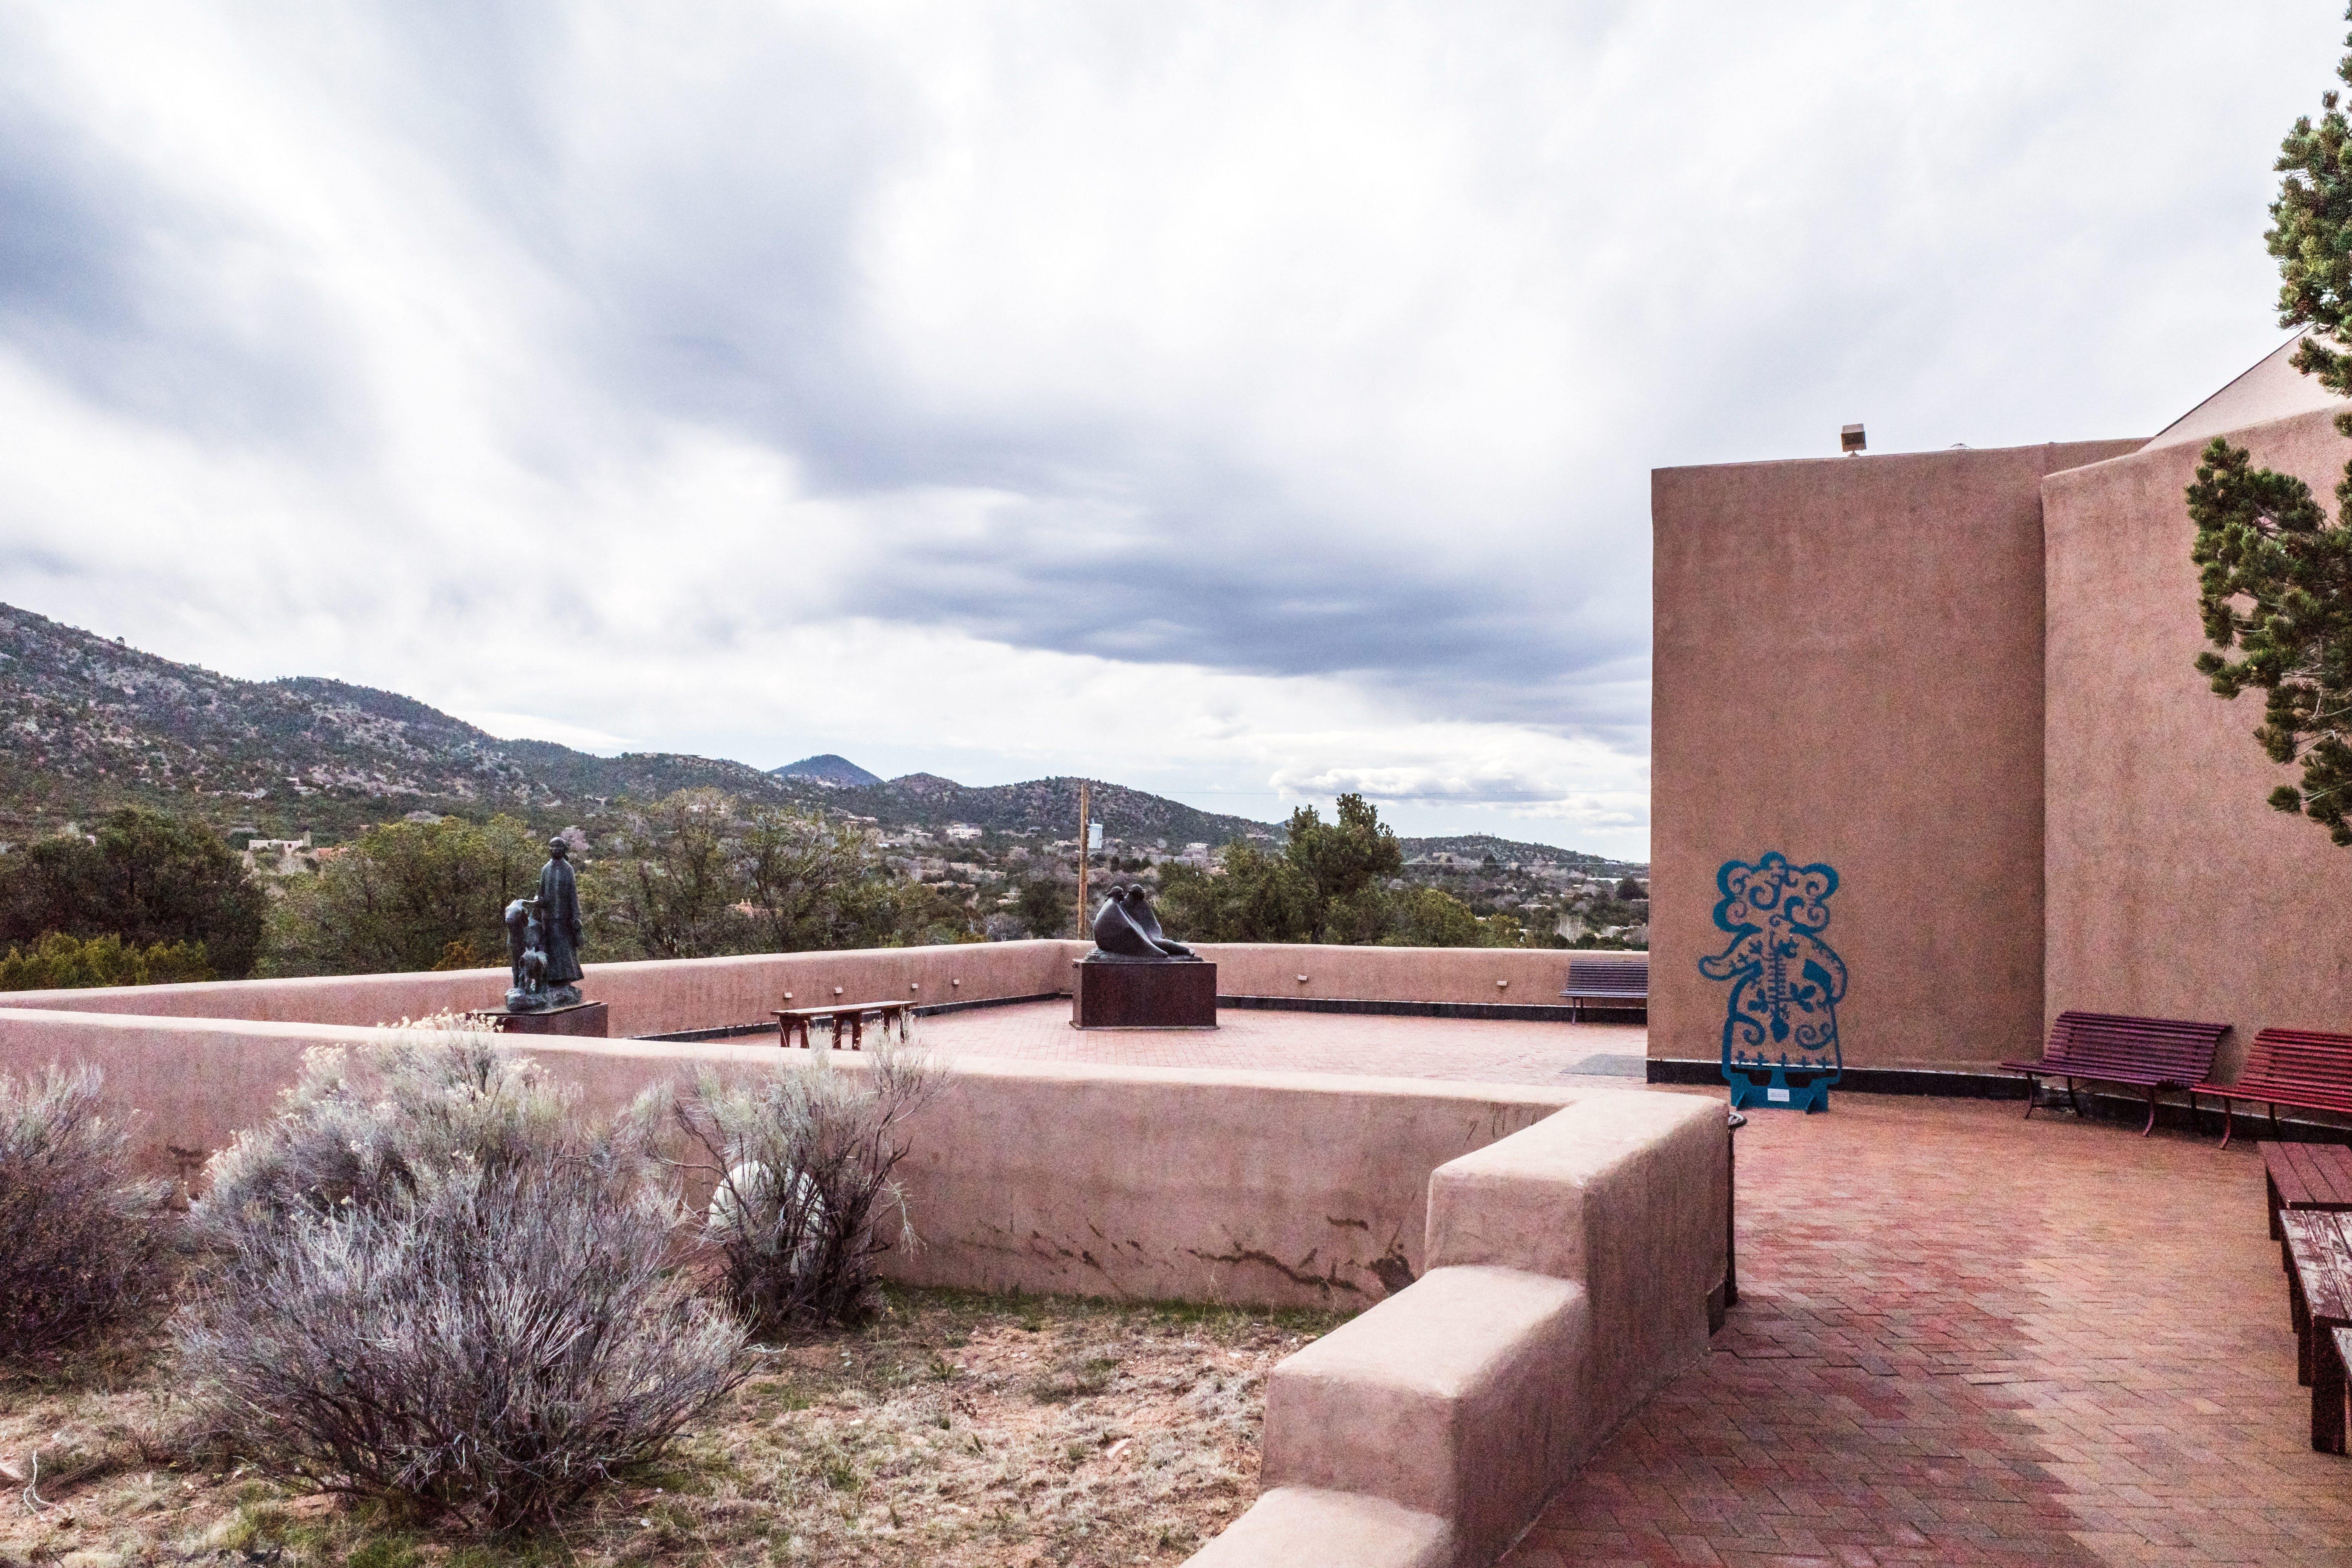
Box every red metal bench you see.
[2191,1029,2352,1147]
[2000,1010,2230,1136]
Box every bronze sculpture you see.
[535,837,584,1005]
[502,838,586,1012]
[1088,884,1199,962]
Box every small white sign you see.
[1766,1087,1791,1103]
[1088,823,1103,850]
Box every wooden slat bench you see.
[2259,1142,2352,1271]
[2192,1029,2352,1147]
[2000,1010,2229,1136]
[2281,1210,2352,1453]
[774,999,915,1051]
[1560,957,1648,1021]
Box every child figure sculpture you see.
[1699,851,1846,1112]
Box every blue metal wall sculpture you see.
[1700,852,1846,1112]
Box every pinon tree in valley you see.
[2190,5,2352,844]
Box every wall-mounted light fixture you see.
[1840,423,1866,455]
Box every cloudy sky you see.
[0,2,2339,857]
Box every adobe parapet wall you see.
[0,941,1618,1038]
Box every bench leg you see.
[2221,1098,2236,1150]
[2021,1076,2039,1120]
[2065,1077,2082,1117]
[2271,1170,2285,1243]
[2294,1267,2314,1386]
[2317,1331,2348,1454]
[2141,1086,2158,1138]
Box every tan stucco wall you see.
[0,941,1080,1037]
[2,942,1602,1036]
[0,1004,1608,1310]
[1651,439,2143,1072]
[2043,407,2352,1073]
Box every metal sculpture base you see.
[1724,1064,1832,1113]
[1073,960,1217,1030]
[478,1000,609,1038]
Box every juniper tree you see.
[2190,5,2352,843]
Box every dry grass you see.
[0,1286,1347,1568]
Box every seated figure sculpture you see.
[1089,884,1200,962]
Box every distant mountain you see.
[1398,833,1644,873]
[832,774,1274,849]
[772,754,883,788]
[0,602,1638,864]
[0,603,1266,848]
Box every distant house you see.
[944,824,984,842]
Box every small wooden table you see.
[774,1000,915,1051]
[2260,1142,2352,1269]
[2281,1211,2352,1452]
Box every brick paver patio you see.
[923,1001,2350,1564]
[1506,1095,2352,1568]
[918,996,1648,1083]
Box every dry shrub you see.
[0,1063,171,1359]
[668,1039,945,1334]
[179,1028,747,1532]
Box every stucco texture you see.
[2043,407,2352,1074]
[1651,439,2142,1073]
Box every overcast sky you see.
[0,3,2340,857]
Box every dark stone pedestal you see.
[1073,961,1217,1029]
[479,1000,609,1038]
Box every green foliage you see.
[1388,886,1480,947]
[0,807,263,976]
[2270,12,2352,421]
[0,931,212,990]
[2185,13,2352,848]
[1159,795,1542,948]
[583,790,747,960]
[583,790,975,962]
[738,802,902,953]
[264,813,541,975]
[1283,795,1403,942]
[1013,878,1070,939]
[1156,840,1314,943]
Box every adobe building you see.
[1652,335,2352,1082]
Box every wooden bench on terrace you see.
[2192,1029,2352,1147]
[2281,1210,2352,1453]
[774,998,916,1051]
[2000,1010,2229,1136]
[1560,956,1649,1021]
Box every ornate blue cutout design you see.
[1699,853,1846,1113]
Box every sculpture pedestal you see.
[1072,961,1217,1030]
[477,1000,609,1038]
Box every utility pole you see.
[1075,780,1091,939]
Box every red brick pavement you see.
[918,997,1648,1084]
[1503,1096,2352,1568]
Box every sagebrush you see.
[181,1028,747,1531]
[668,1039,945,1334]
[0,1063,171,1358]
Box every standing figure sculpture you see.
[1698,851,1846,1113]
[535,837,585,1008]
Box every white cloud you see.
[0,0,2343,860]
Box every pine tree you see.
[2190,5,2352,844]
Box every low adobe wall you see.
[0,942,1616,1037]
[0,1005,1612,1310]
[1196,944,1608,1009]
[0,942,1078,1038]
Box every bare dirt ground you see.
[0,1287,1347,1568]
